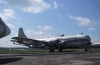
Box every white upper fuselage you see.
[36,34,90,42]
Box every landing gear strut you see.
[58,44,63,52]
[49,44,55,52]
[49,48,54,52]
[59,48,63,52]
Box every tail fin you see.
[18,27,27,38]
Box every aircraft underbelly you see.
[66,42,88,48]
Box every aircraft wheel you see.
[49,48,54,52]
[49,45,54,52]
[85,48,89,53]
[59,48,63,52]
[58,45,63,52]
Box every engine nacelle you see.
[48,39,59,45]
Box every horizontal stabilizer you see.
[11,37,43,43]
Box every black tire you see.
[49,45,55,52]
[59,48,63,52]
[59,45,63,52]
[85,48,88,52]
[49,48,54,52]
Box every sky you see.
[0,0,100,47]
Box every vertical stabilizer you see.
[18,27,27,38]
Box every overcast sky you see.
[0,0,100,47]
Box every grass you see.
[0,48,100,53]
[0,49,49,53]
[0,49,83,53]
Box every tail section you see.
[18,27,27,38]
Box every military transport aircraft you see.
[0,17,11,38]
[11,27,92,52]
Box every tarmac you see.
[0,51,100,65]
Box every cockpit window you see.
[85,35,91,41]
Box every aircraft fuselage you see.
[35,34,91,49]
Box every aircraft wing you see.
[0,17,11,38]
[11,37,48,48]
[11,37,45,43]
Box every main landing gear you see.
[58,44,63,52]
[49,44,55,52]
[49,44,64,52]
[85,48,91,53]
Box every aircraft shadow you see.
[0,57,23,64]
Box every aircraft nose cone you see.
[85,35,91,41]
[0,18,11,38]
